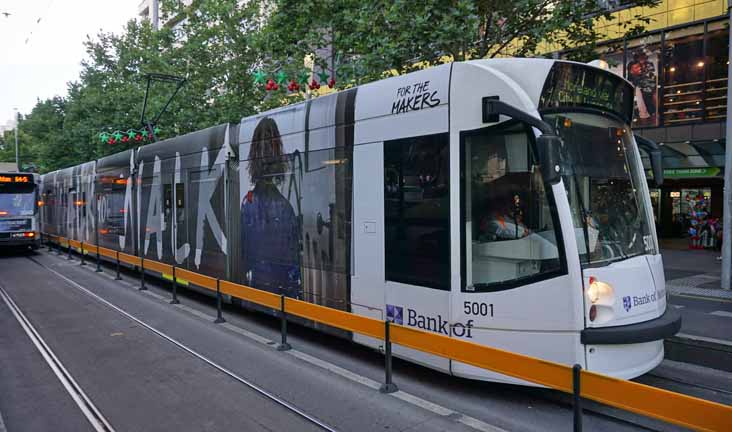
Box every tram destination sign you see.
[539,62,634,124]
[0,173,31,183]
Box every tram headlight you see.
[586,277,614,305]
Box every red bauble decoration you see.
[121,135,129,143]
[265,78,280,91]
[287,80,300,92]
[308,79,320,90]
[328,78,335,88]
[135,134,142,141]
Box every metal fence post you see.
[276,295,291,351]
[214,279,225,324]
[379,321,398,394]
[139,258,146,291]
[115,252,122,280]
[573,364,583,432]
[169,266,179,304]
[95,246,102,272]
[80,242,86,266]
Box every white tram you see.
[41,59,680,384]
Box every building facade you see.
[572,1,729,245]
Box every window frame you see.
[459,120,568,293]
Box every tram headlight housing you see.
[586,277,614,305]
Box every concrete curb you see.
[665,334,732,373]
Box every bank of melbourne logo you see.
[386,304,403,324]
[622,296,632,312]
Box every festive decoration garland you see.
[252,69,336,93]
[98,127,161,145]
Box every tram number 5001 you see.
[463,301,494,317]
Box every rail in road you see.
[43,234,732,432]
[2,250,519,432]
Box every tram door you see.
[163,181,173,261]
[172,172,189,266]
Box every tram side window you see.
[384,133,450,290]
[463,123,562,291]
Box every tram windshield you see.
[0,182,36,217]
[545,112,655,266]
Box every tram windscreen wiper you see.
[571,175,592,263]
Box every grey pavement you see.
[661,247,732,341]
[662,247,732,300]
[4,246,732,431]
[0,293,94,432]
[0,253,324,432]
[659,247,732,372]
[0,251,494,432]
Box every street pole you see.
[151,0,159,31]
[15,108,20,172]
[721,0,732,289]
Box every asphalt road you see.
[0,252,326,432]
[2,248,729,431]
[0,297,94,432]
[668,294,732,341]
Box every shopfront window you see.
[705,22,729,121]
[627,35,661,127]
[663,25,705,124]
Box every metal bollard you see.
[67,240,73,260]
[95,246,102,272]
[169,266,179,304]
[139,258,146,291]
[573,364,583,432]
[80,242,86,266]
[214,279,225,324]
[379,320,399,393]
[115,252,122,280]
[276,295,291,351]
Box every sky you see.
[0,0,139,128]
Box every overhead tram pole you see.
[722,0,732,290]
[14,108,19,171]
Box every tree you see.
[14,0,661,172]
[16,0,263,172]
[257,0,658,85]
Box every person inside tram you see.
[240,117,302,298]
[476,187,530,242]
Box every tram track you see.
[642,371,732,398]
[0,281,115,432]
[25,248,714,432]
[24,254,339,432]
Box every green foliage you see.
[12,0,658,173]
[257,0,659,84]
[13,0,261,173]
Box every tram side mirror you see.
[536,134,563,186]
